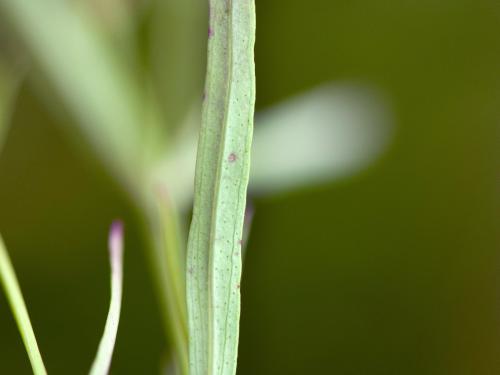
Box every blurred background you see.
[0,0,499,374]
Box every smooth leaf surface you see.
[186,1,256,374]
[0,234,47,375]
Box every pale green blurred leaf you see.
[251,83,394,193]
[0,0,155,194]
[149,0,205,131]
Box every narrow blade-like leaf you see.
[0,234,47,375]
[89,221,124,375]
[186,1,256,374]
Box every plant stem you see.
[0,235,47,375]
[141,194,189,375]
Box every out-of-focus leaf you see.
[149,0,205,131]
[186,1,256,374]
[0,234,47,375]
[89,221,124,375]
[84,0,138,39]
[154,83,393,208]
[0,0,152,194]
[0,60,23,154]
[250,84,394,193]
[0,5,185,371]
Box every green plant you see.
[0,0,392,374]
[0,221,124,375]
[186,1,255,374]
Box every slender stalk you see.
[157,195,189,374]
[0,235,47,375]
[89,221,125,375]
[139,190,189,375]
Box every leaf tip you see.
[109,220,124,272]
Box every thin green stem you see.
[0,235,47,375]
[158,197,189,374]
[89,221,125,375]
[140,192,188,375]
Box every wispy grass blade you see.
[186,1,256,374]
[89,221,124,375]
[0,234,47,375]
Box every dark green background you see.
[1,0,499,373]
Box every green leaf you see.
[0,234,47,375]
[186,1,256,374]
[0,223,124,375]
[89,221,125,375]
[250,84,394,193]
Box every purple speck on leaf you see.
[208,27,214,37]
[228,153,237,162]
